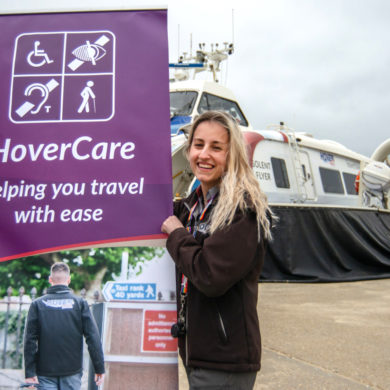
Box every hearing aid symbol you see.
[15,79,59,118]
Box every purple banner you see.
[0,10,172,261]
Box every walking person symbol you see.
[145,285,155,299]
[78,81,96,113]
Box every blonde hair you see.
[186,111,273,241]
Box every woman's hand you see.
[161,216,184,235]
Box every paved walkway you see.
[3,280,388,389]
[179,279,390,389]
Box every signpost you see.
[102,282,157,302]
[100,301,178,389]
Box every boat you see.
[168,42,390,282]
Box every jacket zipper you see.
[185,300,189,366]
[217,310,228,342]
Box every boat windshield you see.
[198,92,249,126]
[170,91,198,116]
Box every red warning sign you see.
[142,310,178,352]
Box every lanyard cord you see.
[186,193,215,235]
[181,193,216,295]
[178,192,216,325]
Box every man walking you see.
[24,262,105,389]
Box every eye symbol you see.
[72,41,106,65]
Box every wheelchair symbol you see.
[26,41,54,67]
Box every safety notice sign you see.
[142,310,178,353]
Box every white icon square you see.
[9,30,115,124]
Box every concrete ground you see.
[2,279,388,389]
[179,279,390,390]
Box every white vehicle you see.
[169,43,390,282]
[169,43,390,211]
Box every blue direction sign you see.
[102,282,157,301]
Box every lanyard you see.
[186,193,215,234]
[181,192,216,295]
[181,274,188,295]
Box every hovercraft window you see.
[198,93,249,126]
[343,172,358,195]
[170,91,198,116]
[319,167,344,194]
[271,157,290,188]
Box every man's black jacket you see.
[24,285,105,378]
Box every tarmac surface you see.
[179,279,390,390]
[1,279,388,389]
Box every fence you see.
[0,287,101,370]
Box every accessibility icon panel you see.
[9,31,115,123]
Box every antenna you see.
[232,9,235,46]
[177,24,180,60]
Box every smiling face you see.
[188,120,229,196]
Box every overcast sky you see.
[2,0,390,157]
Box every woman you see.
[161,110,273,389]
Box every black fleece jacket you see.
[24,285,105,378]
[166,190,267,373]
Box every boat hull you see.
[261,205,390,282]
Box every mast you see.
[169,41,234,83]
